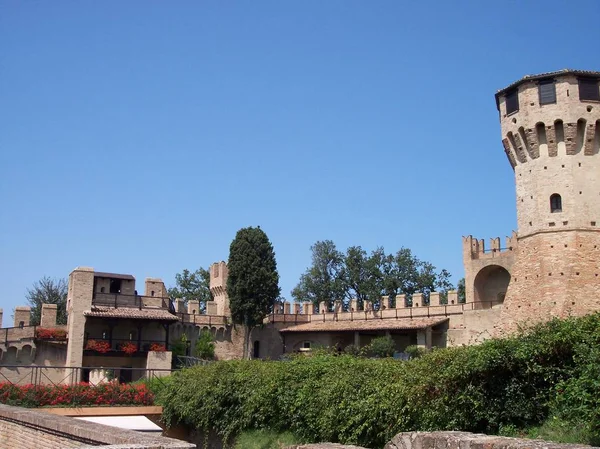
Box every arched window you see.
[550,194,562,213]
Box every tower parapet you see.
[496,69,600,237]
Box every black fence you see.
[0,365,174,386]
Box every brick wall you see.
[0,404,195,448]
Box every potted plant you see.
[120,341,137,356]
[86,339,111,353]
[149,343,166,352]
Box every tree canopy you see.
[227,227,280,358]
[292,241,453,308]
[26,277,68,325]
[168,268,212,306]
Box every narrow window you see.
[129,330,137,341]
[539,80,557,105]
[151,290,155,297]
[303,341,311,349]
[505,89,519,114]
[100,287,105,293]
[253,341,260,359]
[579,78,600,101]
[550,194,562,213]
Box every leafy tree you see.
[195,330,215,360]
[291,240,345,309]
[457,277,466,303]
[292,242,454,309]
[26,277,68,325]
[227,226,280,359]
[168,268,213,308]
[367,335,396,358]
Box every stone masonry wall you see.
[498,230,600,335]
[0,403,195,448]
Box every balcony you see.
[92,292,170,310]
[84,338,169,356]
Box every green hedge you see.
[156,313,600,448]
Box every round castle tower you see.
[496,69,600,333]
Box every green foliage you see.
[291,241,454,309]
[291,240,345,306]
[343,344,363,356]
[168,267,212,306]
[26,277,68,326]
[233,430,301,449]
[404,345,428,359]
[366,336,396,358]
[457,277,466,303]
[159,313,600,448]
[195,330,216,360]
[227,227,280,359]
[170,335,189,367]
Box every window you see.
[100,287,105,293]
[539,81,556,105]
[253,341,260,359]
[303,341,311,349]
[579,78,600,101]
[505,89,519,114]
[550,194,562,213]
[109,279,121,294]
[129,330,137,341]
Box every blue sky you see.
[1,1,599,327]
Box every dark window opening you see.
[579,78,600,101]
[550,194,562,213]
[129,330,137,341]
[102,330,109,340]
[505,89,519,114]
[253,341,260,359]
[19,321,24,328]
[119,369,133,384]
[100,287,105,293]
[303,341,311,349]
[109,279,122,294]
[151,290,155,297]
[539,81,557,105]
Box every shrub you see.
[160,313,600,448]
[195,330,215,360]
[404,344,427,359]
[367,336,396,358]
[0,382,153,408]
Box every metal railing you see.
[0,365,174,387]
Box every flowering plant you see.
[35,328,67,341]
[149,343,167,352]
[0,382,154,407]
[120,342,137,355]
[85,340,111,353]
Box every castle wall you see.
[499,230,600,334]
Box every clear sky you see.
[1,1,599,327]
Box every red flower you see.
[120,342,137,355]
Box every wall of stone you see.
[384,431,594,449]
[0,404,194,448]
[498,230,600,335]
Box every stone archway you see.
[473,265,510,309]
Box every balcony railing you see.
[84,337,169,354]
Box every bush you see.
[367,336,395,358]
[0,382,154,408]
[404,344,427,359]
[195,330,215,360]
[160,313,600,448]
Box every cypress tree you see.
[227,226,280,358]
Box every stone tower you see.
[495,69,600,334]
[209,261,231,316]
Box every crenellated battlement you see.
[462,232,517,260]
[496,70,600,169]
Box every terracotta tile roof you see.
[84,306,179,321]
[279,317,448,333]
